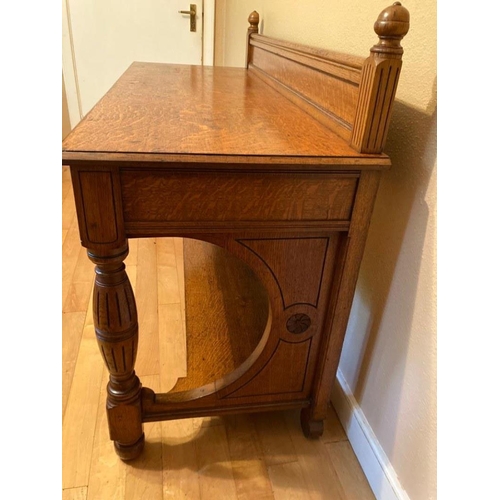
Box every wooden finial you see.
[248,11,260,34]
[246,11,260,68]
[350,3,410,154]
[372,2,410,57]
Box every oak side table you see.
[62,4,410,460]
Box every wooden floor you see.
[62,166,374,500]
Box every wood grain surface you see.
[120,170,358,224]
[62,63,378,160]
[248,34,362,141]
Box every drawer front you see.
[120,170,358,224]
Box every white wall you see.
[215,1,436,499]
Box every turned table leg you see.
[88,245,144,460]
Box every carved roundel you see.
[286,313,311,334]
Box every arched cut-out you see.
[166,238,271,395]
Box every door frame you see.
[62,0,215,130]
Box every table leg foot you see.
[300,408,324,438]
[114,433,145,461]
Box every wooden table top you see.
[62,62,389,166]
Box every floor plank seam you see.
[321,436,349,444]
[62,310,89,421]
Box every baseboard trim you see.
[331,371,410,500]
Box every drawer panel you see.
[120,170,358,223]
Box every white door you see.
[63,0,214,125]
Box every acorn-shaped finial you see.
[248,11,260,33]
[372,3,410,56]
[374,2,410,38]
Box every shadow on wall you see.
[340,77,437,450]
[63,74,72,140]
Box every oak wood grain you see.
[62,63,379,162]
[249,38,360,141]
[120,170,358,224]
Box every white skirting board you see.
[330,371,410,500]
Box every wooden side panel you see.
[224,339,312,398]
[246,2,410,156]
[251,45,359,129]
[247,34,363,140]
[140,231,344,419]
[120,170,358,224]
[238,237,329,309]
